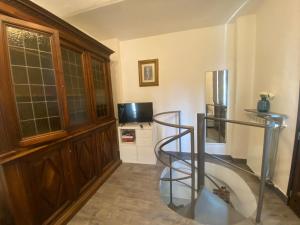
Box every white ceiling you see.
[31,0,125,18]
[31,0,259,41]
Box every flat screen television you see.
[118,102,153,124]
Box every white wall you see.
[205,71,214,104]
[229,15,257,159]
[250,0,300,193]
[116,26,233,151]
[229,0,300,194]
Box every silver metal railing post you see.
[197,113,205,190]
[256,122,275,223]
[218,120,221,142]
[169,154,173,206]
[178,111,182,153]
[190,128,195,201]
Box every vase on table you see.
[257,96,270,113]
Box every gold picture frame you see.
[138,59,159,87]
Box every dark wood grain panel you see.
[289,149,300,216]
[95,124,119,173]
[288,87,300,217]
[19,144,72,224]
[106,123,119,163]
[71,134,96,195]
[0,108,10,154]
[3,163,34,225]
[0,167,14,225]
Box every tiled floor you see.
[68,163,300,225]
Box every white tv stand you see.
[118,123,156,164]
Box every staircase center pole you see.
[197,113,205,190]
[169,155,173,206]
[178,111,182,153]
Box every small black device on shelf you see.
[118,102,153,124]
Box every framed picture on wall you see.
[138,59,159,87]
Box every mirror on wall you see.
[205,70,228,143]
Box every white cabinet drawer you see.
[136,129,152,138]
[137,146,156,164]
[136,137,153,146]
[136,130,153,146]
[120,145,137,163]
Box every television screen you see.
[118,102,153,123]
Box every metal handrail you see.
[153,111,196,202]
[206,103,227,107]
[153,111,193,130]
[205,115,267,128]
[154,134,192,176]
[205,153,258,177]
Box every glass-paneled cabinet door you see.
[61,45,90,127]
[1,15,66,145]
[90,56,111,120]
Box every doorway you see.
[288,88,300,217]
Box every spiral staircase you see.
[153,111,279,225]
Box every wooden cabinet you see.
[0,1,121,225]
[2,122,120,225]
